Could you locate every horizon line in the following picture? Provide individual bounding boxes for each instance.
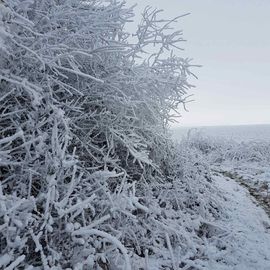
[170,123,270,129]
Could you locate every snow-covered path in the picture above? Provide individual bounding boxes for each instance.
[207,174,270,270]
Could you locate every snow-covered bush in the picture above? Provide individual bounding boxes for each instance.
[0,1,223,269]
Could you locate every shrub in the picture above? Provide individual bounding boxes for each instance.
[0,1,221,269]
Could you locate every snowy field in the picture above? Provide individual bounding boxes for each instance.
[171,124,270,143]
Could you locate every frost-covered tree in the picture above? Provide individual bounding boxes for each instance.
[0,1,221,269]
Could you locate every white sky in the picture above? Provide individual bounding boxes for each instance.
[125,0,270,126]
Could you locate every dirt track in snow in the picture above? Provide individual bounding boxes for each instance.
[207,174,270,270]
[215,170,270,220]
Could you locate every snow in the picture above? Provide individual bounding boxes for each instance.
[207,174,270,270]
[5,255,25,270]
[0,254,12,268]
[72,228,131,270]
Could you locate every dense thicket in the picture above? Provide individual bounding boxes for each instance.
[0,1,221,269]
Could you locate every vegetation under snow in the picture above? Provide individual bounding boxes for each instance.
[1,1,269,270]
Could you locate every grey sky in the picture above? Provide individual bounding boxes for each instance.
[126,0,270,126]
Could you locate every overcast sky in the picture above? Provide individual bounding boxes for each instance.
[126,0,270,126]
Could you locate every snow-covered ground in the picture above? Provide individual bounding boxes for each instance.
[207,174,270,270]
[145,172,270,270]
